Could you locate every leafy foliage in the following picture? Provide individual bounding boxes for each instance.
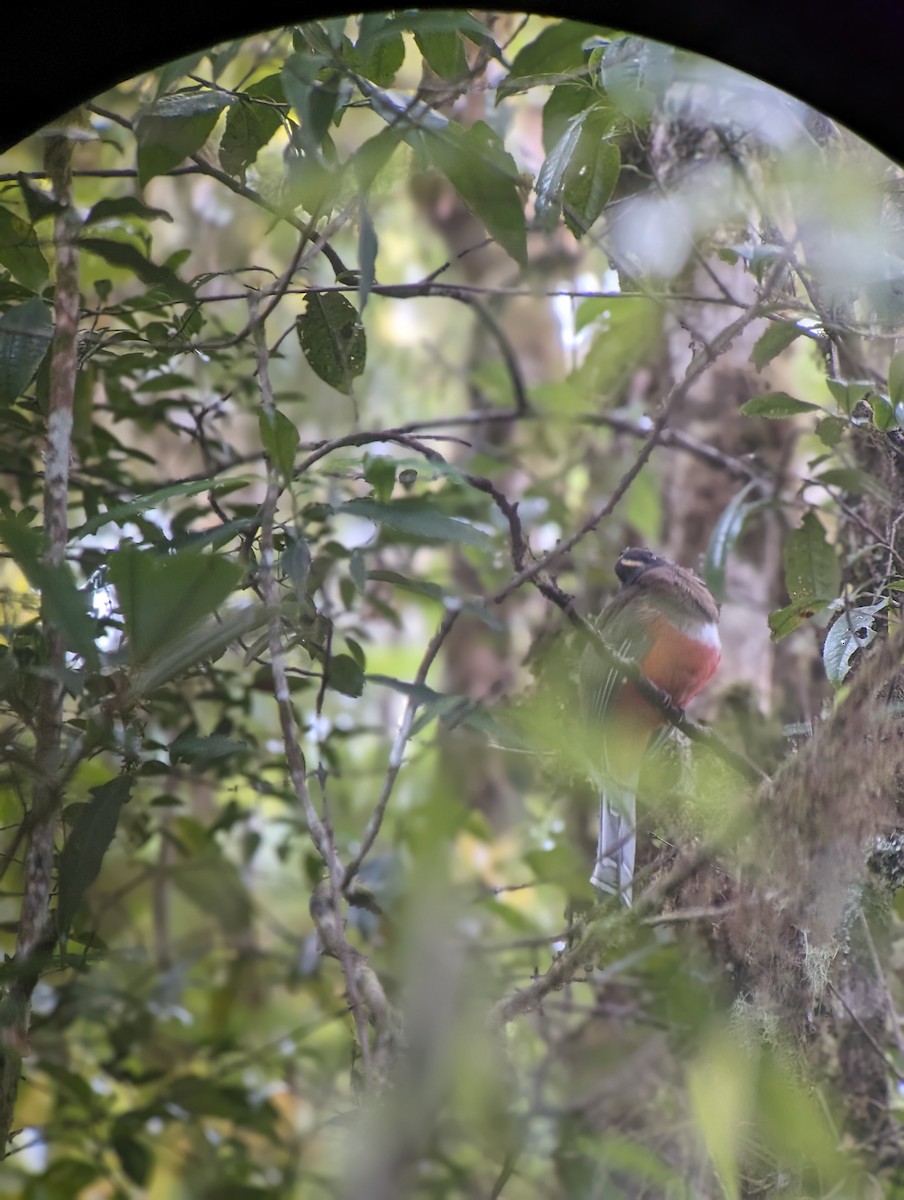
[1,11,904,1200]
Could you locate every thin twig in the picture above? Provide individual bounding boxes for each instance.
[343,608,461,890]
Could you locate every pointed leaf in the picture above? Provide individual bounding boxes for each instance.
[79,237,194,303]
[351,127,401,193]
[0,297,53,405]
[0,519,98,665]
[107,545,244,667]
[564,138,620,238]
[357,27,406,86]
[135,91,233,185]
[73,476,251,538]
[889,351,904,407]
[57,775,132,938]
[358,208,378,314]
[84,197,174,225]
[170,855,252,934]
[826,378,871,415]
[750,321,804,370]
[816,467,893,505]
[740,392,819,419]
[297,292,366,394]
[415,29,468,79]
[259,408,299,480]
[219,75,286,177]
[425,120,526,267]
[326,652,364,697]
[497,21,601,98]
[363,455,396,502]
[16,173,65,224]
[341,497,492,549]
[122,599,292,705]
[783,512,840,604]
[112,1133,153,1188]
[170,732,248,764]
[535,112,586,228]
[704,480,766,602]
[823,601,887,688]
[0,206,48,291]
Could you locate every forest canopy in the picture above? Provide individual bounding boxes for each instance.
[2,11,904,1198]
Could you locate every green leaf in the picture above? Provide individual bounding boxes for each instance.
[0,296,53,406]
[623,466,661,544]
[282,533,311,603]
[415,29,468,79]
[0,206,49,291]
[536,105,618,233]
[341,497,493,549]
[815,415,846,447]
[349,550,367,593]
[170,856,252,934]
[83,196,174,226]
[601,38,674,123]
[565,138,619,238]
[816,467,892,505]
[37,1160,99,1193]
[16,173,65,224]
[750,321,804,370]
[155,52,206,96]
[889,351,904,407]
[166,1076,272,1126]
[740,392,819,419]
[826,377,871,416]
[297,293,366,395]
[357,16,406,85]
[823,601,887,688]
[79,237,194,303]
[281,53,334,155]
[170,732,248,764]
[542,84,598,153]
[782,511,840,604]
[74,476,251,538]
[363,455,397,502]
[704,480,765,602]
[568,297,661,397]
[869,393,896,431]
[259,408,300,480]
[425,120,527,268]
[366,674,443,707]
[359,10,498,60]
[0,519,98,666]
[135,91,233,185]
[358,208,378,314]
[107,545,245,667]
[351,127,402,193]
[327,652,365,697]
[219,75,286,178]
[367,569,503,629]
[57,775,132,939]
[497,20,601,98]
[112,1133,153,1188]
[535,115,584,227]
[122,599,290,705]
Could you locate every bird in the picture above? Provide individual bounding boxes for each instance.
[580,547,721,906]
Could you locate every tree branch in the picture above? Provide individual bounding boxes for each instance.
[0,132,80,1154]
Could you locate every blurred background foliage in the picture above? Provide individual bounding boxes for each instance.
[2,10,904,1197]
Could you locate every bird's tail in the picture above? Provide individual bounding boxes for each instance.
[590,782,636,907]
